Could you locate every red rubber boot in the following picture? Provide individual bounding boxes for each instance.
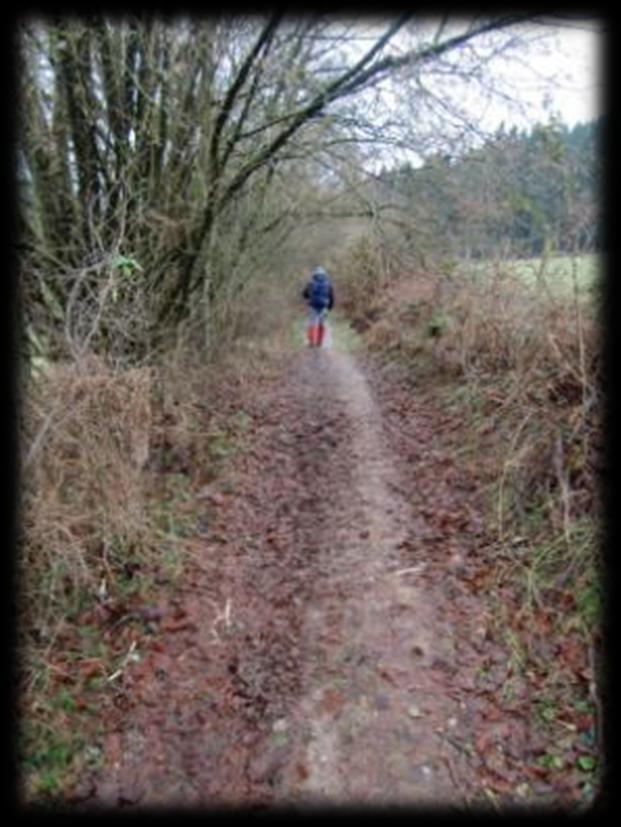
[316,320,325,347]
[307,324,316,346]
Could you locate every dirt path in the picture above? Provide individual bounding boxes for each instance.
[80,334,491,809]
[273,347,467,804]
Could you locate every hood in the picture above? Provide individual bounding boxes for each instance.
[312,267,328,281]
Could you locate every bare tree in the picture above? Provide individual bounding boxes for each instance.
[18,13,543,361]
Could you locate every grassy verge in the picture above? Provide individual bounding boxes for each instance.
[329,315,364,353]
[340,250,603,805]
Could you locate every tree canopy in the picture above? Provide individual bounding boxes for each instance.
[375,117,602,260]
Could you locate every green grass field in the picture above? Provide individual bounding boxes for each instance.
[458,253,601,302]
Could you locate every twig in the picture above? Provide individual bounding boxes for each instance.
[552,429,573,555]
[106,639,138,682]
[22,392,78,471]
[438,733,477,810]
[64,258,107,356]
[497,411,532,543]
[25,615,68,695]
[569,252,591,411]
[392,564,425,577]
[107,611,141,632]
[438,730,475,759]
[483,786,501,811]
[441,754,472,808]
[547,332,587,393]
[210,598,233,642]
[588,641,604,758]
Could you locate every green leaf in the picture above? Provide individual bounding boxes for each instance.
[581,780,595,799]
[38,770,61,793]
[538,753,564,770]
[577,755,596,772]
[112,255,143,276]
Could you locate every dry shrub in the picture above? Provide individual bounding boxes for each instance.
[20,353,153,641]
[216,276,292,347]
[449,271,565,376]
[365,317,401,351]
[442,271,605,738]
[358,259,601,570]
[333,234,390,327]
[464,277,600,610]
[450,268,599,534]
[148,351,210,477]
[360,269,462,375]
[149,338,271,488]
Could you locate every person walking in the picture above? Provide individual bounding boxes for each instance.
[302,266,334,347]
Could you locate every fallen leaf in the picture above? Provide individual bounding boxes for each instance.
[408,704,423,719]
[80,659,104,679]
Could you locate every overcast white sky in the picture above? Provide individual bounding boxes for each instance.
[407,19,604,130]
[349,19,604,169]
[491,22,603,128]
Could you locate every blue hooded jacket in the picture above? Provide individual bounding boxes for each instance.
[303,267,334,310]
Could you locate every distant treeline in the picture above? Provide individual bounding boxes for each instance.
[378,118,602,260]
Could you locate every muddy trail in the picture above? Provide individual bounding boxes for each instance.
[77,338,534,810]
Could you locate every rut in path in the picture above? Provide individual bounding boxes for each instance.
[85,342,478,808]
